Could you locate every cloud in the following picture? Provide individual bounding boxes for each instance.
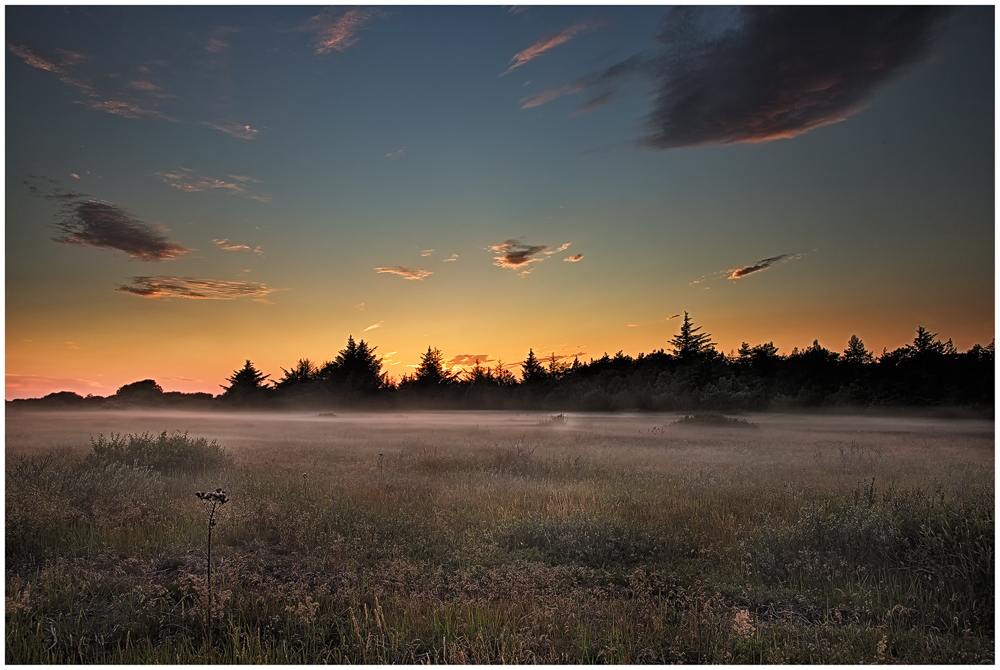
[5,374,105,400]
[449,354,493,366]
[502,19,602,75]
[644,6,949,149]
[385,147,405,159]
[157,168,271,201]
[362,321,384,332]
[86,99,167,119]
[70,173,80,179]
[443,254,459,262]
[206,26,241,53]
[728,254,788,279]
[213,239,249,251]
[203,122,260,140]
[375,266,432,281]
[7,43,95,95]
[307,7,386,55]
[65,341,80,350]
[666,314,681,320]
[53,200,191,261]
[520,55,643,112]
[545,242,572,255]
[421,249,434,257]
[115,276,277,300]
[490,239,549,269]
[564,254,584,262]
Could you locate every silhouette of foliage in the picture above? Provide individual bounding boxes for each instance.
[669,312,716,360]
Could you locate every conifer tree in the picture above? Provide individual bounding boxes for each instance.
[669,312,716,360]
[520,349,547,384]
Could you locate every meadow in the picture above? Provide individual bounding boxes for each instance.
[5,409,994,663]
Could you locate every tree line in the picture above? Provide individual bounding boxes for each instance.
[10,314,994,412]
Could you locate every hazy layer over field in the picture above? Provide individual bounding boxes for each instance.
[7,410,992,484]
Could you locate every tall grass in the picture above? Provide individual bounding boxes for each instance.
[5,414,994,663]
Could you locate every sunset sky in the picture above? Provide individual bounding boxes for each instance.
[5,5,995,400]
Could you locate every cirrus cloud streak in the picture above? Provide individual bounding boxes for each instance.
[115,276,277,300]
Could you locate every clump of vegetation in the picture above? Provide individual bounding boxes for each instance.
[673,411,759,429]
[537,414,568,427]
[88,431,233,475]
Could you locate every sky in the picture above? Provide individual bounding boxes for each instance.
[5,4,995,400]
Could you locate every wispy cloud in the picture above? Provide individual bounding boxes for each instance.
[375,266,432,281]
[5,374,104,400]
[385,147,405,159]
[65,341,80,350]
[115,276,277,300]
[7,43,94,95]
[443,253,459,262]
[666,314,681,320]
[306,7,386,55]
[502,19,602,76]
[545,243,572,255]
[421,249,434,257]
[53,199,191,261]
[202,122,260,140]
[157,168,271,201]
[213,239,264,255]
[644,6,949,149]
[564,254,584,262]
[362,321,384,332]
[206,26,241,54]
[520,55,643,112]
[449,354,493,367]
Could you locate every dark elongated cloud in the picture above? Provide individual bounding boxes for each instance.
[728,255,787,279]
[521,55,643,114]
[644,6,949,149]
[53,200,191,261]
[115,276,276,300]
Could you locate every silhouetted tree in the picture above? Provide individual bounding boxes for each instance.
[320,336,386,394]
[520,349,547,385]
[910,326,946,355]
[406,346,455,388]
[669,312,716,360]
[221,360,271,401]
[842,335,874,365]
[116,379,164,399]
[276,359,320,390]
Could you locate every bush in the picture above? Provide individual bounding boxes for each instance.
[673,412,759,429]
[88,431,232,475]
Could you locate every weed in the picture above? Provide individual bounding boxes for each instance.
[673,412,759,429]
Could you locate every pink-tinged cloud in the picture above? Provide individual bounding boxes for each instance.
[206,27,241,53]
[53,200,191,261]
[666,314,681,320]
[8,43,96,95]
[449,354,493,366]
[362,321,384,332]
[71,173,80,179]
[115,276,278,300]
[421,249,434,257]
[204,122,260,140]
[502,20,601,75]
[443,253,459,262]
[489,239,549,269]
[87,99,165,119]
[521,82,586,109]
[545,242,572,255]
[564,254,584,262]
[307,7,386,55]
[375,266,432,281]
[157,168,271,201]
[213,239,249,251]
[728,254,788,279]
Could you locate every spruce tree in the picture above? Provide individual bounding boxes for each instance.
[669,312,716,360]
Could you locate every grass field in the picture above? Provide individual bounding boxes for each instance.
[5,409,994,663]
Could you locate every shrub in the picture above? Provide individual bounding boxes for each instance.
[673,412,759,429]
[88,431,233,475]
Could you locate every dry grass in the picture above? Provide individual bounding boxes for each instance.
[5,409,994,663]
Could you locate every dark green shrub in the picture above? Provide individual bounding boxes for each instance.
[88,431,233,475]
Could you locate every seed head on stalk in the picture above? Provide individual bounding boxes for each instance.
[195,487,228,658]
